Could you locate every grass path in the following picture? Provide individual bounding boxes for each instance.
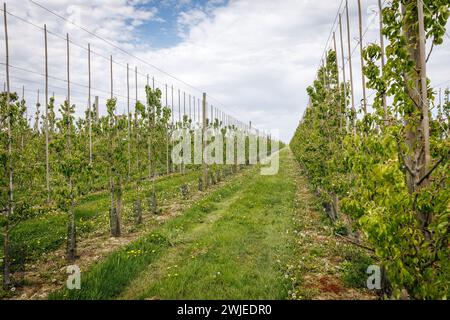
[8,168,235,299]
[51,149,375,300]
[5,170,201,262]
[119,151,298,300]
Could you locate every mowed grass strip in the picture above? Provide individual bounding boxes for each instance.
[51,150,300,300]
[49,166,254,300]
[1,170,200,263]
[124,150,297,300]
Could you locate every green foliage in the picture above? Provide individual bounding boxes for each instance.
[50,151,297,300]
[290,0,449,299]
[340,250,374,289]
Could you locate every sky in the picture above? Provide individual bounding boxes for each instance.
[1,0,449,142]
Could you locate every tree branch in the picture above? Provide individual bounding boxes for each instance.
[396,138,415,177]
[417,156,446,187]
[426,42,434,63]
[336,234,376,254]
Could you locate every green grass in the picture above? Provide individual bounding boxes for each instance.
[49,169,245,300]
[340,248,374,289]
[50,150,300,300]
[0,170,201,264]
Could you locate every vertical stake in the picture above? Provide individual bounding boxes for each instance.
[378,0,388,123]
[166,84,169,175]
[417,0,430,175]
[171,85,174,125]
[202,93,207,189]
[333,31,343,129]
[127,64,131,179]
[3,1,13,288]
[95,96,99,122]
[345,1,356,135]
[88,43,92,165]
[339,14,348,132]
[357,0,367,115]
[134,68,138,125]
[110,55,113,99]
[165,84,168,107]
[44,24,50,202]
[23,85,27,125]
[178,89,181,123]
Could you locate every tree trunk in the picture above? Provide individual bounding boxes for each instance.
[116,177,122,235]
[110,177,122,237]
[2,229,11,289]
[136,124,142,224]
[109,177,117,237]
[67,179,77,262]
[134,199,142,224]
[401,1,432,240]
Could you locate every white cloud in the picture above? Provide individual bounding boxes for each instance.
[1,0,449,142]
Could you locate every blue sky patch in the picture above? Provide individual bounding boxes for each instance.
[134,0,228,48]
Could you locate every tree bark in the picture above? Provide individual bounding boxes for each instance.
[401,1,432,240]
[67,183,77,262]
[3,229,11,288]
[110,176,122,237]
[116,177,122,236]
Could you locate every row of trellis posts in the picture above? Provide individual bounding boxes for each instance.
[1,1,272,206]
[0,1,275,288]
[309,0,449,135]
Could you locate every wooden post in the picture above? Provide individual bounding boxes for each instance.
[333,31,343,129]
[333,32,340,87]
[44,24,50,202]
[88,43,92,165]
[3,2,13,288]
[189,94,191,120]
[171,85,174,172]
[110,55,113,99]
[210,105,213,124]
[23,85,27,125]
[166,84,169,175]
[178,89,181,123]
[165,84,168,107]
[66,32,76,262]
[148,76,152,179]
[95,96,99,122]
[417,0,430,177]
[345,1,356,135]
[34,89,40,132]
[339,14,348,132]
[135,67,138,103]
[321,59,327,88]
[193,96,196,124]
[66,35,71,164]
[127,63,131,179]
[171,85,174,124]
[378,0,388,123]
[182,91,186,174]
[151,75,156,195]
[202,93,208,189]
[357,0,367,115]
